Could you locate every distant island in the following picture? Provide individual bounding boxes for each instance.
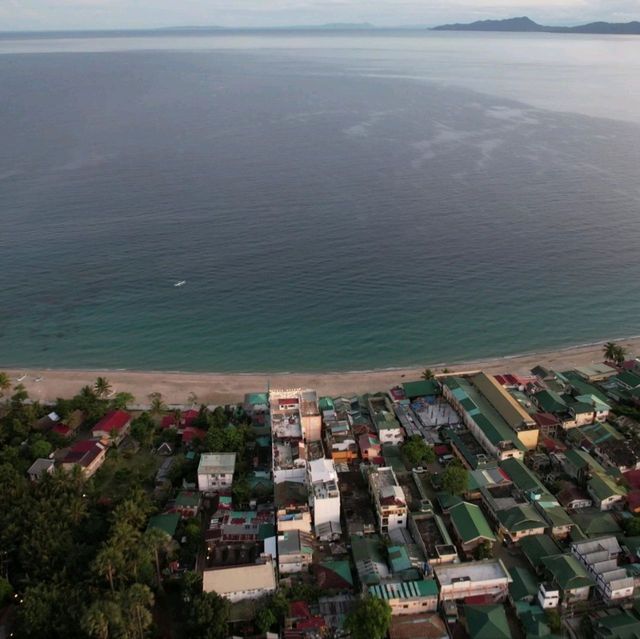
[432,16,640,35]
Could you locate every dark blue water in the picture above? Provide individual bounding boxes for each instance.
[1,32,640,372]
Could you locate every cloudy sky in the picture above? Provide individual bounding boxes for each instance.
[2,0,640,31]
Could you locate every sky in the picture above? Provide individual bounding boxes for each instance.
[2,0,640,31]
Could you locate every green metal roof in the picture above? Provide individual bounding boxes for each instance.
[520,535,561,569]
[508,566,538,602]
[319,559,353,586]
[499,458,545,493]
[449,501,496,544]
[542,554,593,591]
[588,473,626,501]
[403,380,439,398]
[569,510,621,537]
[497,504,546,534]
[533,390,568,414]
[464,605,512,639]
[147,512,180,538]
[388,545,412,574]
[174,491,200,508]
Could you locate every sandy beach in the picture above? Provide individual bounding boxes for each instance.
[3,337,639,407]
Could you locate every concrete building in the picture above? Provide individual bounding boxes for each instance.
[277,530,314,574]
[434,560,512,603]
[202,559,277,602]
[275,481,312,534]
[571,537,634,601]
[27,458,55,481]
[368,466,407,533]
[197,453,236,493]
[91,410,131,445]
[308,458,341,538]
[59,440,108,478]
[448,501,495,557]
[539,554,593,605]
[587,473,626,511]
[368,394,404,445]
[368,580,439,615]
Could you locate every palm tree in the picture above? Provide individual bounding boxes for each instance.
[421,368,434,381]
[0,372,10,398]
[111,391,134,410]
[172,408,183,429]
[120,584,154,639]
[94,377,112,398]
[148,392,166,417]
[614,345,627,365]
[93,544,124,592]
[604,342,619,362]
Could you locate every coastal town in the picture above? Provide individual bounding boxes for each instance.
[4,342,640,639]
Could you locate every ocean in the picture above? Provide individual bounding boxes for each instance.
[1,30,640,372]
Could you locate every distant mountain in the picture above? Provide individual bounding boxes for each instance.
[432,16,640,35]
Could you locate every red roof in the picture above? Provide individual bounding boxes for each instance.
[279,398,298,405]
[52,424,72,437]
[624,470,640,490]
[182,427,207,444]
[161,409,199,430]
[542,437,566,453]
[289,601,312,619]
[62,440,104,465]
[92,410,131,434]
[434,444,451,456]
[533,412,560,429]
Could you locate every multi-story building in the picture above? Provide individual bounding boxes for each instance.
[571,537,635,601]
[276,530,314,574]
[368,580,439,615]
[308,458,341,539]
[202,559,277,602]
[368,466,407,533]
[368,394,404,445]
[434,560,512,603]
[197,453,236,493]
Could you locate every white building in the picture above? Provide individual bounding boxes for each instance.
[197,453,236,492]
[202,560,276,602]
[368,466,407,533]
[308,458,341,538]
[571,537,635,601]
[435,560,512,603]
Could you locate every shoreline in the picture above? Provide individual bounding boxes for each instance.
[2,336,639,406]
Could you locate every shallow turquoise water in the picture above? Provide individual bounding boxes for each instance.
[1,31,640,372]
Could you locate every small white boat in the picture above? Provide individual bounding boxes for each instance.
[174,280,186,287]
[17,374,26,382]
[34,376,43,382]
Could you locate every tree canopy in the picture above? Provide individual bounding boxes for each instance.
[344,597,392,639]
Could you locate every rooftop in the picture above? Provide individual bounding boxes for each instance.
[435,559,511,586]
[198,452,237,475]
[202,560,276,595]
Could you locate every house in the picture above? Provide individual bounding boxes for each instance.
[496,504,547,543]
[508,566,539,606]
[434,559,512,603]
[571,537,634,601]
[536,503,574,540]
[570,509,621,538]
[448,501,495,556]
[368,580,439,615]
[27,458,55,481]
[519,534,561,573]
[275,480,312,534]
[590,610,640,639]
[409,511,459,567]
[286,600,326,636]
[324,420,357,463]
[277,530,314,574]
[389,613,448,639]
[368,466,408,533]
[59,440,108,477]
[315,559,354,590]
[557,483,592,510]
[368,394,404,445]
[358,433,381,461]
[596,439,640,473]
[557,448,606,484]
[350,534,389,586]
[202,559,277,602]
[91,410,131,444]
[170,491,201,518]
[587,473,626,511]
[197,452,236,493]
[147,512,180,538]
[539,553,593,605]
[464,604,512,639]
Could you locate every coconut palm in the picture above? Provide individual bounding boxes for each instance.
[94,377,112,398]
[0,372,10,398]
[604,342,619,362]
[421,368,434,381]
[614,345,627,365]
[111,391,134,410]
[148,392,166,417]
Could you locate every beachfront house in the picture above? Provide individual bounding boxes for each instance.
[91,410,132,445]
